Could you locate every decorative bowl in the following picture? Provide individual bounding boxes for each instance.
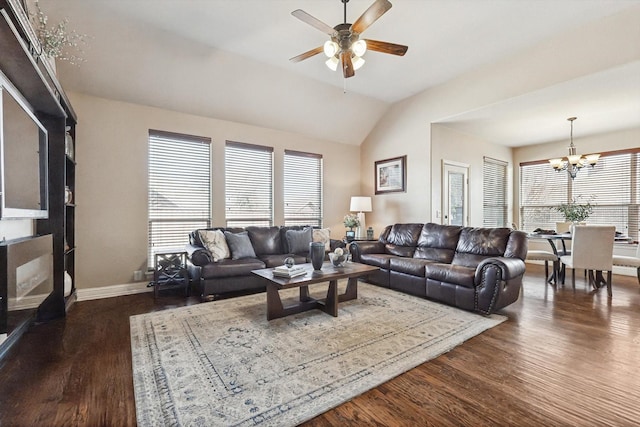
[329,252,349,267]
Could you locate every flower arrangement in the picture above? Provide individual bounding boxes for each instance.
[554,196,594,222]
[33,0,88,64]
[343,214,360,230]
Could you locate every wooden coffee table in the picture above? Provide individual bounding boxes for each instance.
[252,262,379,320]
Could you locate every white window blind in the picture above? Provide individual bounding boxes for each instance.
[520,149,640,240]
[284,150,323,227]
[225,141,273,227]
[483,156,508,227]
[148,130,211,266]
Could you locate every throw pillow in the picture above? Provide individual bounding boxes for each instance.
[223,231,257,260]
[313,228,331,251]
[286,227,313,254]
[198,229,230,262]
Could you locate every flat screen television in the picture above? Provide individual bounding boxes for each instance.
[0,71,48,219]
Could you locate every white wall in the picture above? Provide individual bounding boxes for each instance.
[69,92,360,289]
[431,124,513,227]
[360,7,639,231]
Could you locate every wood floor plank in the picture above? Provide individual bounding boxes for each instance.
[1,265,639,426]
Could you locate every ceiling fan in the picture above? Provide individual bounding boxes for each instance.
[290,0,408,78]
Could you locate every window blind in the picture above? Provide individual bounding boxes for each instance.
[483,156,508,227]
[520,149,640,240]
[225,141,273,227]
[284,150,323,227]
[148,130,211,266]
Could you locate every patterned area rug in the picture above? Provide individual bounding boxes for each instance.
[130,282,506,426]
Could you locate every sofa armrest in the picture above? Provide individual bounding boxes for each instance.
[349,241,386,262]
[186,243,213,266]
[474,257,526,314]
[475,257,526,282]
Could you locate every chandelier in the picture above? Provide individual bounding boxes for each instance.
[549,117,600,179]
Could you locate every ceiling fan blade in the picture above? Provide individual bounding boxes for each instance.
[364,39,408,56]
[351,0,392,34]
[341,51,355,78]
[289,46,324,63]
[291,9,336,36]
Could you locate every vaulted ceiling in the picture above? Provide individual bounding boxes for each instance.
[41,0,640,146]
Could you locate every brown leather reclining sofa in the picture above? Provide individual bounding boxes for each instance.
[349,223,528,314]
[186,226,344,301]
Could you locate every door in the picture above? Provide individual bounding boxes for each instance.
[442,161,469,226]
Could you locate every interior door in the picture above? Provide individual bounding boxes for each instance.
[442,161,469,226]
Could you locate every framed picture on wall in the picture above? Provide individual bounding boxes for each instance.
[375,155,406,194]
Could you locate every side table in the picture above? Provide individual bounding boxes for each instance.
[153,250,190,298]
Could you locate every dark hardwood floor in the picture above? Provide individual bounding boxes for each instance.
[1,264,639,426]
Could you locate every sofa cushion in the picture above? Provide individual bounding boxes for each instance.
[383,223,423,257]
[360,253,395,269]
[313,228,331,251]
[414,223,462,263]
[389,257,435,277]
[286,227,313,254]
[425,263,476,288]
[246,226,282,255]
[224,231,257,260]
[198,229,231,261]
[452,227,511,268]
[200,258,266,278]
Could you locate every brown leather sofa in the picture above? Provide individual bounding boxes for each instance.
[186,226,344,300]
[349,223,527,314]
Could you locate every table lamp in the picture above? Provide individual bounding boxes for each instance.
[350,196,372,239]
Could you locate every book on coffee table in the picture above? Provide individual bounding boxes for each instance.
[272,268,307,278]
[273,264,306,277]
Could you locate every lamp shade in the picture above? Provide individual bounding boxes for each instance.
[350,196,372,212]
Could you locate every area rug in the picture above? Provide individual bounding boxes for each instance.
[130,282,506,426]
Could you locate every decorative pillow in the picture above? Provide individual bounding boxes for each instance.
[223,231,257,260]
[313,228,331,251]
[198,229,230,262]
[286,227,313,254]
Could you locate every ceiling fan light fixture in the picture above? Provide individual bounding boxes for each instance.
[352,39,367,56]
[325,55,339,71]
[323,40,339,57]
[352,55,365,70]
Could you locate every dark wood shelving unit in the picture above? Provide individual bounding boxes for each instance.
[0,0,77,354]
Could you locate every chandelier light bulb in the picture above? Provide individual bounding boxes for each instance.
[325,55,339,71]
[352,40,367,57]
[323,40,338,57]
[352,55,365,70]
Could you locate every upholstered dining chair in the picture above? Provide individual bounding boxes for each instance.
[526,250,559,284]
[560,225,616,297]
[612,243,640,286]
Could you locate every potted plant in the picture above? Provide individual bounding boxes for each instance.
[343,214,360,241]
[32,0,88,67]
[554,196,594,232]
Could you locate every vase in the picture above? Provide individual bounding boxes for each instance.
[309,242,325,270]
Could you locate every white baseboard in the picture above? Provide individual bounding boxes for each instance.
[76,281,152,301]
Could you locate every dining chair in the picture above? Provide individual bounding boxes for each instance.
[612,243,640,286]
[526,250,559,284]
[560,225,616,296]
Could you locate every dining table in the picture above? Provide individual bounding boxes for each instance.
[527,231,631,288]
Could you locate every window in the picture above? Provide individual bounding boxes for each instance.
[148,130,211,266]
[520,149,640,240]
[225,141,273,227]
[284,150,323,227]
[483,156,508,227]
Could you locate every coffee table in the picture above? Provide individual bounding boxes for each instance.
[252,262,379,320]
